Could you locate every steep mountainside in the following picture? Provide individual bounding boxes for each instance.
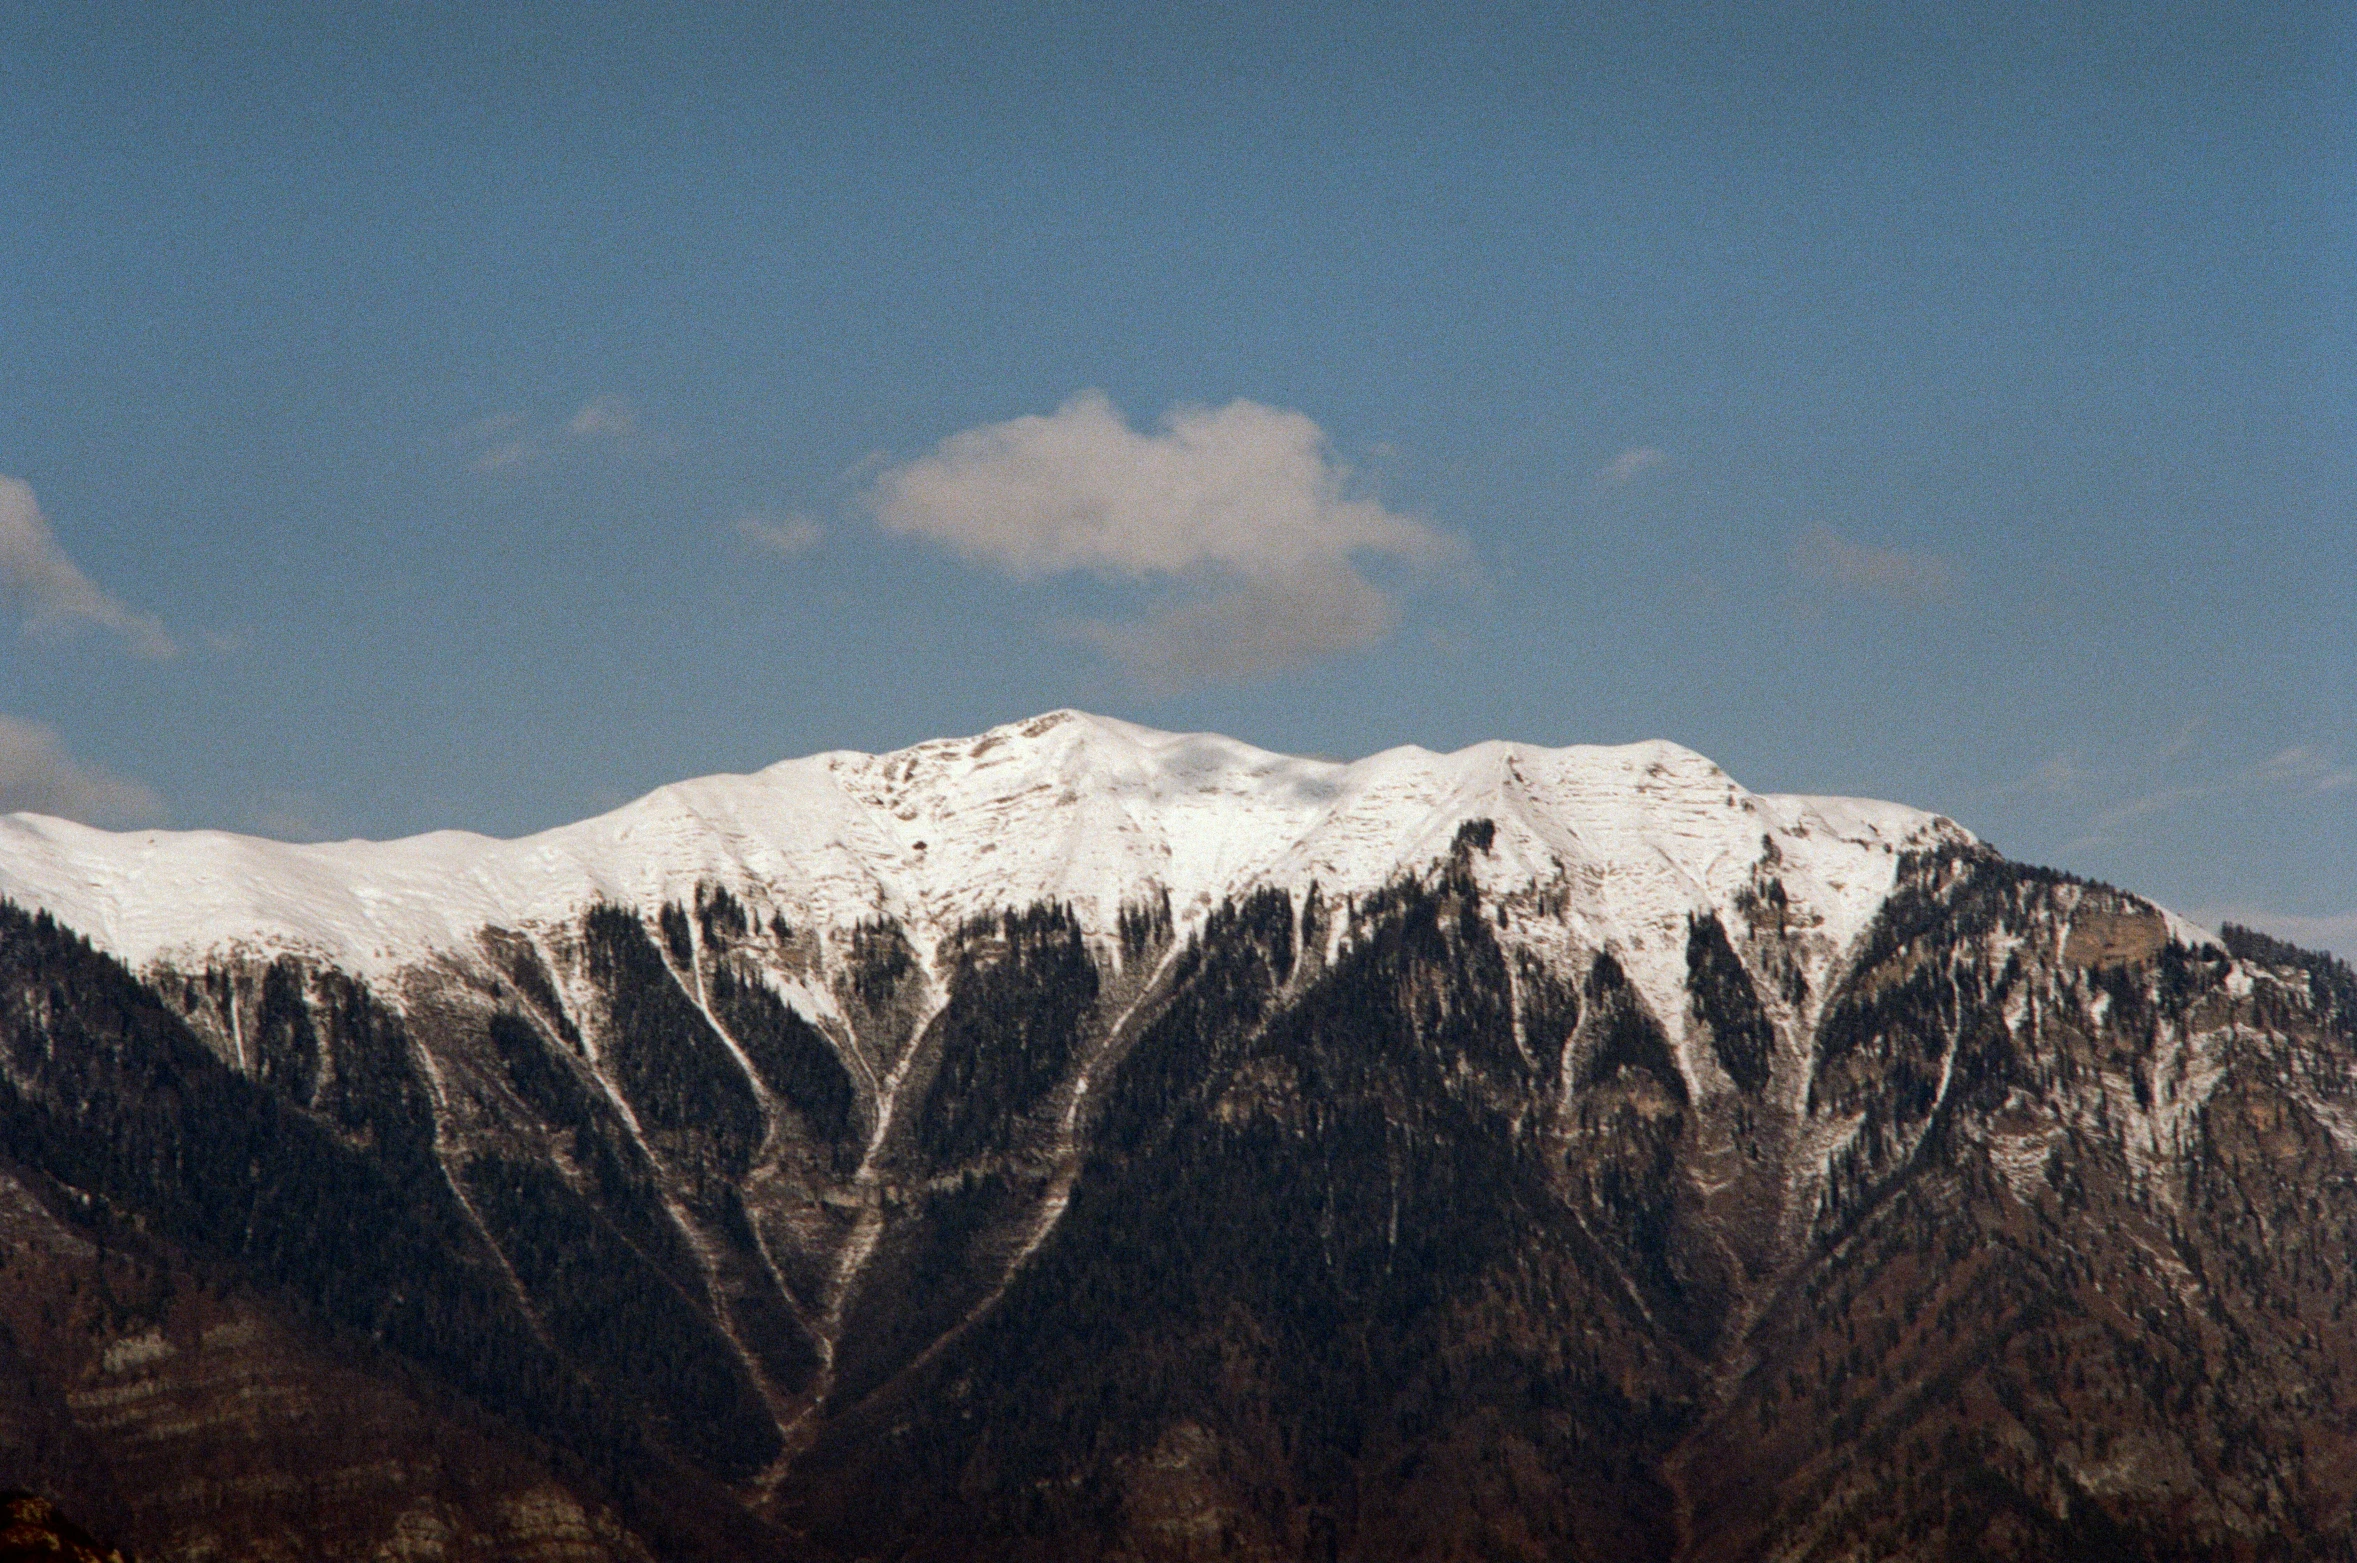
[1,1491,131,1563]
[0,711,2348,1561]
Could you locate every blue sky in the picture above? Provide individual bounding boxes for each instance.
[3,3,2351,953]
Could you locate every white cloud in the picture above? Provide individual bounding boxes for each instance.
[1597,446,1666,485]
[736,508,823,556]
[470,438,542,475]
[1791,524,1961,602]
[0,476,176,659]
[565,397,639,441]
[457,400,649,476]
[0,714,166,826]
[866,390,1458,686]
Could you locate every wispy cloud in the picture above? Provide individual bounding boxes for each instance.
[866,390,1459,690]
[2185,905,2357,963]
[2251,745,2357,796]
[0,476,177,659]
[1596,446,1666,486]
[2080,748,2354,839]
[0,714,166,826]
[2020,736,2357,857]
[735,507,823,556]
[470,439,542,475]
[2012,754,2085,798]
[565,397,639,441]
[1791,524,1961,602]
[458,398,654,475]
[2004,735,2352,959]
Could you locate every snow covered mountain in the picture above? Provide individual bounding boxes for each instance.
[0,708,1980,1031]
[0,711,2349,1562]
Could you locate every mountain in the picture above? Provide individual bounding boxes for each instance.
[0,709,2350,1561]
[0,1491,131,1563]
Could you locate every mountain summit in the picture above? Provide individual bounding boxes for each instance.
[0,710,1975,1019]
[0,713,2349,1561]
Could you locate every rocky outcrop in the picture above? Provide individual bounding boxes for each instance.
[0,1491,130,1563]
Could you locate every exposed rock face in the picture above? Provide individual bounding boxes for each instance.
[1,1491,130,1563]
[0,714,2349,1559]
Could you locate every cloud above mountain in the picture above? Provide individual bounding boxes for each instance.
[460,398,653,474]
[0,476,176,659]
[0,714,166,826]
[564,397,639,441]
[1791,524,1960,602]
[735,507,824,556]
[864,391,1457,688]
[1596,446,1666,485]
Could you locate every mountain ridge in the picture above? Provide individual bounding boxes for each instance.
[0,709,1995,1036]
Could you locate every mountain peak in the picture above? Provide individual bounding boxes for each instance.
[0,713,1974,1026]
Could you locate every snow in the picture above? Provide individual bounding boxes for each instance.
[0,710,1975,1030]
[2160,908,2229,957]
